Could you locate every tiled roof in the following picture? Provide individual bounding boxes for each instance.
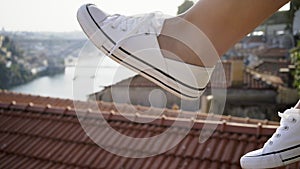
[243,35,265,44]
[1,91,299,169]
[254,47,289,58]
[0,90,279,125]
[245,68,284,88]
[253,60,290,76]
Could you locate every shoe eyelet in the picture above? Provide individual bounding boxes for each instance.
[276,134,281,138]
[284,126,289,130]
[111,25,116,29]
[269,141,273,145]
[292,118,297,123]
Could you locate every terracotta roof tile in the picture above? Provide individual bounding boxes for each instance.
[255,47,289,58]
[0,90,282,127]
[1,91,299,169]
[253,60,290,75]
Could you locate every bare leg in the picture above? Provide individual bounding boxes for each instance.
[159,0,290,66]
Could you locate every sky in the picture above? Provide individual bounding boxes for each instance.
[0,0,290,32]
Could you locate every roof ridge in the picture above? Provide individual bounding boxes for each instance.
[0,101,278,136]
[0,90,280,126]
[0,89,74,102]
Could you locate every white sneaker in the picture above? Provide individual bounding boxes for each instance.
[77,4,214,100]
[240,108,300,168]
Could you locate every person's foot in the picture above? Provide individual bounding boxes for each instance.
[77,4,215,100]
[240,108,300,169]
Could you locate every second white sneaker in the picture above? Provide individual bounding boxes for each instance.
[240,108,300,168]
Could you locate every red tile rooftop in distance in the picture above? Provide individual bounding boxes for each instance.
[0,90,299,169]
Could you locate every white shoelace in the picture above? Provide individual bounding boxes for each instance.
[267,111,297,145]
[101,13,165,56]
[278,112,296,124]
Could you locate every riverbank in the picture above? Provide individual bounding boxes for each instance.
[0,64,65,89]
[10,66,136,101]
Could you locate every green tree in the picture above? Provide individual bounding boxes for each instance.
[290,0,300,94]
[291,46,300,94]
[0,36,34,89]
[177,0,194,15]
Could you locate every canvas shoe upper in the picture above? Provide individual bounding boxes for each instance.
[240,108,300,168]
[77,4,215,100]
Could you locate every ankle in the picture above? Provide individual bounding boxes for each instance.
[158,16,218,67]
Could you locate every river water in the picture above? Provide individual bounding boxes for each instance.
[10,56,136,101]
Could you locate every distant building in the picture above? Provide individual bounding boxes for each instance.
[241,36,266,50]
[293,9,300,35]
[255,11,290,36]
[229,34,292,61]
[0,35,4,48]
[229,10,295,62]
[254,47,289,60]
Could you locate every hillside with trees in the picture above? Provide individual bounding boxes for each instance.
[0,35,34,89]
